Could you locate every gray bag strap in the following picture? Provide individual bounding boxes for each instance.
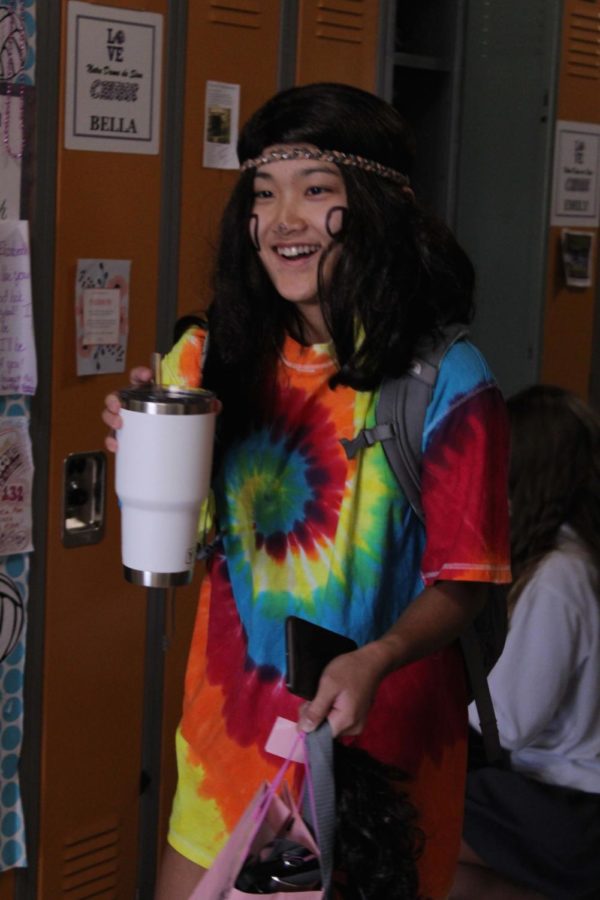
[304,722,336,897]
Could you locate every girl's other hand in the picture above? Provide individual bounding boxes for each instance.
[102,366,153,453]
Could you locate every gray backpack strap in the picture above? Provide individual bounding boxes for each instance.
[372,326,504,763]
[374,354,440,521]
[340,325,505,764]
[340,423,397,460]
[459,624,503,763]
[341,324,469,522]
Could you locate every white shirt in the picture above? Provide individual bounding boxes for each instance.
[469,526,600,793]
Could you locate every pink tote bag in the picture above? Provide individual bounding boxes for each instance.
[188,729,332,900]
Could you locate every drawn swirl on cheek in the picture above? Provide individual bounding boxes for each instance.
[249,213,261,251]
[326,205,347,240]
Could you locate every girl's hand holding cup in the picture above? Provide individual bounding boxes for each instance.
[102,366,153,453]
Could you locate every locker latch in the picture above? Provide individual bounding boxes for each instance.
[61,451,106,548]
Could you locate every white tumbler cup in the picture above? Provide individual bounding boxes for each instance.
[115,385,216,587]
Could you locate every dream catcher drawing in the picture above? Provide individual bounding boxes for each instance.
[0,572,25,663]
[0,3,30,167]
[0,5,26,81]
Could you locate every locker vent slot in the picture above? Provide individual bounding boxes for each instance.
[567,4,600,79]
[209,0,261,29]
[61,818,120,898]
[315,0,365,45]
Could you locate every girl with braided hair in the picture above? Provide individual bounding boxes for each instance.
[103,83,510,898]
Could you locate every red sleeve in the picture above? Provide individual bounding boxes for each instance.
[420,386,511,586]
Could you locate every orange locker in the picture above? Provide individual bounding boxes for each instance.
[296,0,381,89]
[541,0,600,395]
[0,875,14,900]
[34,1,167,896]
[175,0,284,318]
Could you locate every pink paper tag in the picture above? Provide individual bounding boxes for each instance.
[265,716,305,762]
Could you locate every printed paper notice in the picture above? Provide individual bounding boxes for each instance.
[75,258,130,374]
[0,221,36,395]
[82,288,120,344]
[551,121,600,228]
[65,1,163,154]
[203,81,240,170]
[0,418,34,556]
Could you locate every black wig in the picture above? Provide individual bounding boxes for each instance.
[204,83,475,440]
[333,741,425,899]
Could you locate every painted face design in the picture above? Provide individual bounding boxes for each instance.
[250,148,348,316]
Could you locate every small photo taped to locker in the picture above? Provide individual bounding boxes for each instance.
[285,615,358,700]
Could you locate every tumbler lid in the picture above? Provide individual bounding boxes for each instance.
[118,384,215,415]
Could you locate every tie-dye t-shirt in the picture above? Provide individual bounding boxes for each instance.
[163,327,510,898]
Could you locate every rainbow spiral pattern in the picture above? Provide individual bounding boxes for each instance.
[164,330,510,897]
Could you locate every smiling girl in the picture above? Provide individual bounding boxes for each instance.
[103,83,510,899]
[249,150,346,333]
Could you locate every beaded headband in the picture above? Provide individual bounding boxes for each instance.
[240,146,410,187]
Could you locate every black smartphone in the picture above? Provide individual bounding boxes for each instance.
[285,615,358,700]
